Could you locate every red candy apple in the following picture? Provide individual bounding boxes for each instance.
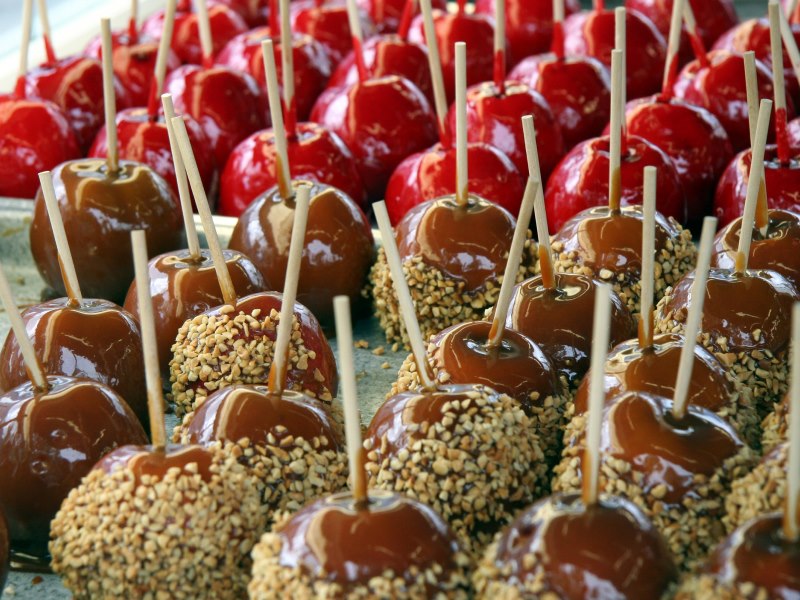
[563,7,667,100]
[291,0,376,63]
[627,0,738,51]
[545,135,686,231]
[214,0,270,27]
[358,0,445,33]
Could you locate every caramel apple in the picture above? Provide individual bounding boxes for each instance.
[0,375,148,562]
[123,249,266,379]
[675,514,799,598]
[554,390,757,569]
[551,205,695,314]
[762,394,789,453]
[29,159,182,303]
[249,490,472,598]
[474,494,678,598]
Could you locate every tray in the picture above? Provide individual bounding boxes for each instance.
[0,197,404,599]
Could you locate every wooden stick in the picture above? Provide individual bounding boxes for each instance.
[420,0,448,142]
[334,295,369,508]
[0,263,47,390]
[148,0,177,118]
[608,49,623,212]
[582,283,612,506]
[522,115,555,290]
[35,0,56,63]
[18,0,33,84]
[374,201,437,390]
[769,1,792,165]
[101,19,119,174]
[131,230,167,448]
[786,301,800,541]
[346,0,368,81]
[639,166,656,349]
[493,0,506,92]
[671,216,717,420]
[129,0,139,41]
[455,42,468,207]
[736,99,773,274]
[551,0,565,59]
[195,0,214,68]
[171,116,238,306]
[614,7,626,133]
[267,185,310,398]
[743,52,770,235]
[263,40,293,200]
[38,171,83,305]
[682,1,710,67]
[279,0,297,135]
[487,177,538,348]
[780,3,800,86]
[661,0,685,96]
[788,0,799,21]
[162,94,201,260]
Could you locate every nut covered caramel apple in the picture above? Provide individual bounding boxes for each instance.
[0,298,149,429]
[762,394,789,453]
[569,333,759,447]
[551,205,696,315]
[675,514,800,599]
[370,195,538,346]
[29,158,182,303]
[503,272,637,392]
[178,384,348,520]
[169,291,338,419]
[553,390,757,569]
[364,383,548,549]
[228,180,374,324]
[123,249,266,379]
[50,443,267,599]
[0,375,147,560]
[248,490,472,598]
[391,320,568,461]
[473,493,678,599]
[655,267,798,417]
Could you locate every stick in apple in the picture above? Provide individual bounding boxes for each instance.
[682,2,710,67]
[455,41,468,207]
[263,39,293,200]
[522,115,555,289]
[661,0,686,96]
[785,301,800,540]
[147,0,178,118]
[195,0,215,69]
[493,0,506,92]
[101,18,119,174]
[551,0,565,60]
[638,166,656,349]
[35,0,57,63]
[346,0,369,81]
[279,0,298,135]
[420,0,449,142]
[608,49,623,212]
[743,51,769,235]
[769,1,792,165]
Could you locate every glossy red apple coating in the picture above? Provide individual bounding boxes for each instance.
[485,494,677,599]
[229,181,374,324]
[563,8,667,100]
[271,490,465,592]
[291,0,377,64]
[311,75,437,199]
[591,391,745,503]
[474,0,582,64]
[183,385,342,450]
[385,141,524,225]
[84,32,181,106]
[0,97,80,198]
[504,273,637,389]
[395,195,518,292]
[329,35,433,105]
[621,95,733,223]
[123,249,266,378]
[408,9,496,102]
[627,0,737,51]
[140,3,248,65]
[673,50,792,152]
[701,514,800,598]
[88,108,217,203]
[357,0,446,33]
[449,81,564,180]
[95,444,215,484]
[661,268,797,354]
[544,135,686,232]
[572,333,735,415]
[711,210,800,290]
[425,320,561,415]
[714,147,800,228]
[0,509,7,589]
[23,55,131,152]
[552,204,687,283]
[509,53,611,149]
[29,158,182,303]
[164,64,267,167]
[0,298,149,428]
[215,0,269,27]
[220,121,366,216]
[0,375,147,558]
[215,27,331,121]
